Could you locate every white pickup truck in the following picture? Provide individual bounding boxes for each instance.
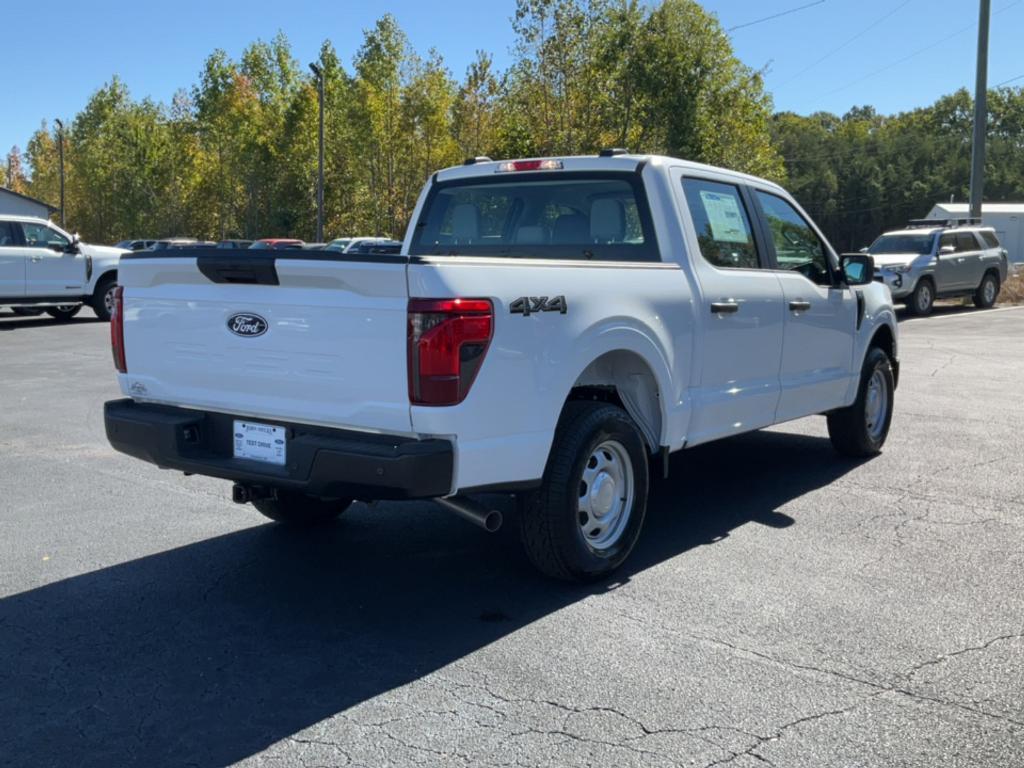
[104,153,898,580]
[0,215,125,321]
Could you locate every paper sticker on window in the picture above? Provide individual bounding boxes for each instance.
[699,191,750,244]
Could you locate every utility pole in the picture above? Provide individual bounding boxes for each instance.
[969,0,990,221]
[54,118,66,229]
[309,63,325,243]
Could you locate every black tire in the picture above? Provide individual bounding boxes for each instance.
[973,271,999,309]
[45,304,82,321]
[519,401,649,582]
[91,276,118,321]
[827,346,895,458]
[907,277,934,317]
[252,489,352,526]
[11,307,44,316]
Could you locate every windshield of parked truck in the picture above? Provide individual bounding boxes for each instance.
[869,233,935,255]
[410,173,658,262]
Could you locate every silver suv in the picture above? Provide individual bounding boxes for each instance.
[867,219,1009,316]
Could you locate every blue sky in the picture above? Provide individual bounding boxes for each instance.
[4,0,1023,158]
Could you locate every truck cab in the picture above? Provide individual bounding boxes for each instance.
[0,215,126,321]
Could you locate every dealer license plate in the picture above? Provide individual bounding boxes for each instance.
[233,420,287,466]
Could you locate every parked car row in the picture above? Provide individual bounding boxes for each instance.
[112,236,403,254]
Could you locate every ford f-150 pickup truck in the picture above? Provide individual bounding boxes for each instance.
[104,152,897,580]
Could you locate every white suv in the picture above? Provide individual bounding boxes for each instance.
[867,220,1009,316]
[0,215,126,321]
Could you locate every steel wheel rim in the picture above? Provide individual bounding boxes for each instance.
[984,278,996,304]
[578,439,634,551]
[104,285,117,314]
[864,369,888,441]
[917,283,932,312]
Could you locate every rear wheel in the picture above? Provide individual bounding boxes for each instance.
[519,401,649,581]
[91,276,118,321]
[252,489,351,526]
[973,272,999,309]
[907,278,934,316]
[45,304,82,321]
[827,346,894,457]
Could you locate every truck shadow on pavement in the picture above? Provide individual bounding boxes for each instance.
[0,314,101,331]
[0,429,863,767]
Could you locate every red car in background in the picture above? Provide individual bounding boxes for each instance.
[248,238,304,250]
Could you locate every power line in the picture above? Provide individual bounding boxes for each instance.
[727,0,826,32]
[775,0,913,89]
[994,73,1024,87]
[820,0,1022,97]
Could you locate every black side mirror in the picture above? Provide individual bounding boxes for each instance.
[65,235,81,254]
[840,253,874,286]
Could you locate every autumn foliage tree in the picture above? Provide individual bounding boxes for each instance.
[10,2,1020,247]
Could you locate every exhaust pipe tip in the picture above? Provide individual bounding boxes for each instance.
[436,496,503,533]
[231,483,251,504]
[481,509,503,533]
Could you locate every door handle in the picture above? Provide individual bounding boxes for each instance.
[710,301,739,314]
[31,256,42,262]
[788,300,812,312]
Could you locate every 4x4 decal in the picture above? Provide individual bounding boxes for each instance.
[509,296,567,316]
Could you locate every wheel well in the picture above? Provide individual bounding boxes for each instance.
[565,350,662,452]
[869,324,898,387]
[869,324,894,360]
[93,271,117,297]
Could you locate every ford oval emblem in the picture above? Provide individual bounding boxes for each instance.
[227,313,268,338]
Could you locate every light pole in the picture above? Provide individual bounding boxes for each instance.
[309,62,325,243]
[969,0,990,221]
[54,118,66,229]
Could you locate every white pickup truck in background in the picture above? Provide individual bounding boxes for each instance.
[0,215,125,321]
[104,153,898,580]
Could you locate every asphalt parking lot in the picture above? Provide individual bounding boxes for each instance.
[1,304,1022,768]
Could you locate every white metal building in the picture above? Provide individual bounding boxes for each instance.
[0,187,57,220]
[926,202,1024,265]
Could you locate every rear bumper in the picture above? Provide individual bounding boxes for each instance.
[104,399,453,500]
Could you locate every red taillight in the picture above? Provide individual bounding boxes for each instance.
[110,285,127,373]
[408,298,493,406]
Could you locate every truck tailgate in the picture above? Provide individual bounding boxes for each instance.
[118,252,412,434]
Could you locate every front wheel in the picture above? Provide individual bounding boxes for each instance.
[252,490,352,526]
[519,401,649,581]
[827,347,895,457]
[973,272,999,309]
[45,304,82,321]
[91,277,118,321]
[907,278,934,317]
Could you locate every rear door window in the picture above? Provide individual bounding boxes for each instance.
[956,232,980,252]
[410,174,658,262]
[681,178,760,270]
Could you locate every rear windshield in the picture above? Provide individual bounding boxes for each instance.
[410,173,659,261]
[868,233,935,255]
